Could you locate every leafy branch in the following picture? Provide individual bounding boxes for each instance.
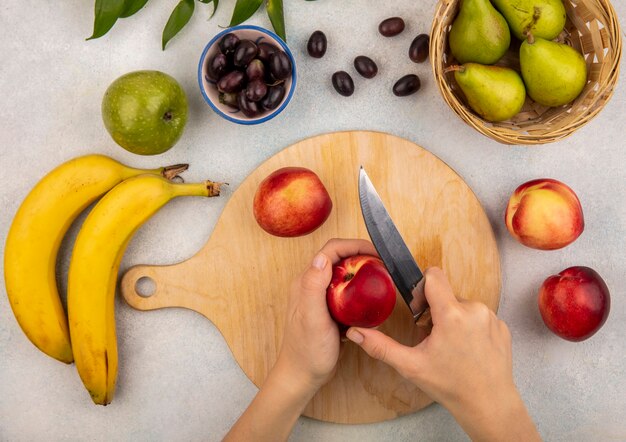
[87,0,291,50]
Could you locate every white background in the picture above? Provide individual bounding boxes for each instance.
[0,1,624,440]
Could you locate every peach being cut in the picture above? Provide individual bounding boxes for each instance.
[253,167,332,237]
[505,178,584,250]
[326,255,396,328]
[538,266,610,341]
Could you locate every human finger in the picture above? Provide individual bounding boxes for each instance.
[346,327,419,379]
[297,252,333,312]
[423,267,459,318]
[318,238,378,264]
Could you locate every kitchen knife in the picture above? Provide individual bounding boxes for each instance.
[358,167,428,322]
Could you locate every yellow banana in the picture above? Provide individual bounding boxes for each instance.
[4,155,188,364]
[68,174,222,405]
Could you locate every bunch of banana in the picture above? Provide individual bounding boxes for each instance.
[4,155,188,364]
[68,174,221,404]
[5,154,222,405]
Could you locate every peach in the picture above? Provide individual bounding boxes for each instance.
[538,266,610,341]
[326,255,396,328]
[505,178,584,250]
[253,167,332,237]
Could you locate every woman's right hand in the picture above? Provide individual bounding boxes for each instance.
[346,267,541,442]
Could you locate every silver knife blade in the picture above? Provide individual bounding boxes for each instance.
[358,167,428,322]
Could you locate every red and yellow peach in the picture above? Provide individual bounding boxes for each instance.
[326,255,396,328]
[253,167,332,237]
[538,266,610,341]
[505,178,584,250]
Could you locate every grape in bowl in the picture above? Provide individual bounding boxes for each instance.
[198,25,297,125]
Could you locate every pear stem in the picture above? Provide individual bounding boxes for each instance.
[526,32,535,45]
[444,65,465,74]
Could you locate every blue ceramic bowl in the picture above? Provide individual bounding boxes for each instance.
[198,25,297,125]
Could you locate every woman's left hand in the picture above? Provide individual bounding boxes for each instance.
[275,238,378,392]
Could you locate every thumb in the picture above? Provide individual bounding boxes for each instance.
[346,327,415,374]
[298,252,332,306]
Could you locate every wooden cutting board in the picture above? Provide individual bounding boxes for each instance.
[120,131,501,424]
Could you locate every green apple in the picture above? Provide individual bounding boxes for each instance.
[102,70,188,155]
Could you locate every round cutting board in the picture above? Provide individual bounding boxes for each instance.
[120,131,501,424]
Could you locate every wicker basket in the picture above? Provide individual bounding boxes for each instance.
[430,0,622,145]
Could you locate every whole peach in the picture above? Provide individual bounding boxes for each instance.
[326,255,396,328]
[253,167,332,237]
[505,178,584,250]
[538,266,610,341]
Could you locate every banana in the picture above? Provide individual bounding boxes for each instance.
[67,174,222,405]
[4,155,188,364]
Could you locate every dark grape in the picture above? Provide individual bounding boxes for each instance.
[379,17,405,37]
[354,56,378,79]
[217,71,245,93]
[245,79,268,102]
[246,59,265,80]
[261,84,286,110]
[206,53,227,81]
[219,33,240,53]
[234,40,258,67]
[393,74,421,96]
[257,42,279,63]
[409,34,430,63]
[332,71,354,97]
[307,31,327,58]
[269,51,292,80]
[237,91,261,117]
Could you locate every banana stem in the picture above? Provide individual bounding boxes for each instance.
[161,164,189,181]
[171,180,225,198]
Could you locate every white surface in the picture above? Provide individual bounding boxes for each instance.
[1,1,625,441]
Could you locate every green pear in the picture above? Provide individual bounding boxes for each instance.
[520,34,587,107]
[492,0,566,40]
[452,63,526,122]
[449,0,511,65]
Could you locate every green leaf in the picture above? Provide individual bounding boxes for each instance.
[87,0,126,40]
[229,0,264,27]
[209,0,219,18]
[162,0,195,50]
[266,0,285,41]
[120,0,150,18]
[198,0,219,18]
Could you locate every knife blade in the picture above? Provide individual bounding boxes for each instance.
[358,167,428,322]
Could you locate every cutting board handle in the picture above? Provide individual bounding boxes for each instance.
[120,263,204,314]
